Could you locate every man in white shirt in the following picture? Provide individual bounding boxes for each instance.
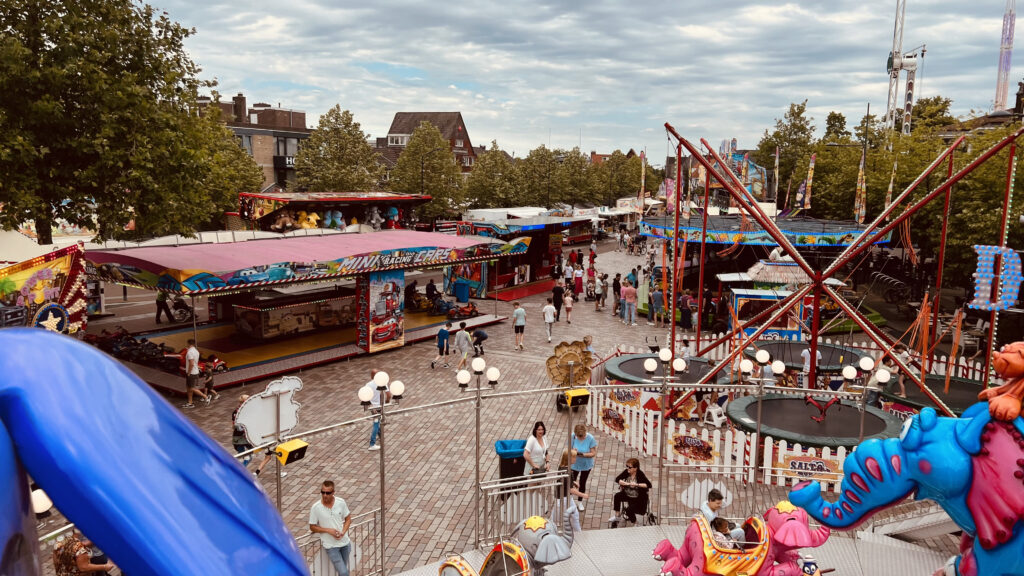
[368,369,391,451]
[800,347,822,389]
[182,339,210,408]
[542,298,557,343]
[309,480,352,576]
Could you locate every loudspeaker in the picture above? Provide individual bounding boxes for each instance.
[275,439,308,466]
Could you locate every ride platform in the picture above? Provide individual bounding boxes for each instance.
[123,312,506,395]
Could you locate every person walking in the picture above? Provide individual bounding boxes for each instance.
[201,365,220,402]
[651,284,665,328]
[155,291,174,324]
[309,480,352,576]
[564,290,574,324]
[574,265,584,295]
[564,263,574,290]
[552,281,564,322]
[622,280,638,326]
[569,424,598,511]
[524,421,550,474]
[512,301,526,351]
[431,321,451,369]
[543,298,557,343]
[367,369,391,450]
[612,274,622,317]
[182,339,210,409]
[594,274,604,311]
[454,322,472,371]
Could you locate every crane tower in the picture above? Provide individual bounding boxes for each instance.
[885,0,924,136]
[995,0,1016,110]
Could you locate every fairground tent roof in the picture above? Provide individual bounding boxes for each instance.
[746,260,848,287]
[86,230,529,295]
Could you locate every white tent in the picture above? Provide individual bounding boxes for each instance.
[0,230,62,266]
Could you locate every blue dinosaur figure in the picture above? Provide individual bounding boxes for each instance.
[0,329,307,575]
[790,402,1024,576]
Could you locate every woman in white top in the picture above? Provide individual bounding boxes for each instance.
[524,421,549,474]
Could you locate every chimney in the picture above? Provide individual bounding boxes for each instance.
[232,93,246,123]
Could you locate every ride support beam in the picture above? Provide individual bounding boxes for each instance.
[825,135,965,278]
[670,143,683,360]
[809,279,823,388]
[695,167,712,345]
[986,139,1018,383]
[929,151,956,370]
[694,289,794,358]
[824,285,955,416]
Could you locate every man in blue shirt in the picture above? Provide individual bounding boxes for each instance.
[570,424,598,512]
[651,285,665,328]
[431,321,451,369]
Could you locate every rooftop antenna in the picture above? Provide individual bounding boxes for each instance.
[995,0,1017,110]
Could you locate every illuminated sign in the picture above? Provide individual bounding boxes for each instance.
[969,245,1023,311]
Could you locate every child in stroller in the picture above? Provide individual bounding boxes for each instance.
[584,279,597,302]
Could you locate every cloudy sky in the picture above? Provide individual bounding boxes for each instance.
[156,0,1013,164]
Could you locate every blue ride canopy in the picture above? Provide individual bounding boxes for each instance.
[0,329,307,576]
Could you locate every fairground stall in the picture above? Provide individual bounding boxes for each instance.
[446,216,591,299]
[0,244,89,333]
[236,190,431,232]
[86,230,528,391]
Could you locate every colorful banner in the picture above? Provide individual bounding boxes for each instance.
[854,149,867,224]
[638,219,892,247]
[795,154,816,210]
[0,245,88,334]
[444,260,488,299]
[366,270,405,353]
[780,454,841,482]
[773,147,780,201]
[885,160,898,219]
[89,238,531,294]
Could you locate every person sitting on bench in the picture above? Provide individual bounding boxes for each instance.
[608,458,651,526]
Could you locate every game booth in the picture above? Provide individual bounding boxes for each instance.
[85,230,529,389]
[0,244,90,334]
[446,216,592,300]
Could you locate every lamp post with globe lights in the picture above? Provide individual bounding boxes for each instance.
[842,356,891,442]
[456,356,500,547]
[644,347,689,523]
[739,348,787,469]
[358,371,405,572]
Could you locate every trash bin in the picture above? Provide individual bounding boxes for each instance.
[454,280,470,303]
[494,439,527,479]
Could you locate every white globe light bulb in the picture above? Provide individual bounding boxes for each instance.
[842,365,858,380]
[658,347,673,362]
[456,370,472,385]
[373,371,389,388]
[390,380,405,397]
[755,349,771,365]
[859,356,875,372]
[875,368,891,383]
[643,358,658,373]
[471,357,486,372]
[739,359,754,374]
[673,358,687,372]
[357,385,374,403]
[771,360,786,375]
[486,366,500,382]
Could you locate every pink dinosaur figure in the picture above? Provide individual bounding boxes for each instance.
[653,501,830,576]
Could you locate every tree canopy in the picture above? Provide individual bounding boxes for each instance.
[0,0,259,242]
[294,105,383,192]
[753,100,816,195]
[389,122,464,220]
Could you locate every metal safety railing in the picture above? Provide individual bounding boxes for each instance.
[480,470,570,544]
[295,508,383,576]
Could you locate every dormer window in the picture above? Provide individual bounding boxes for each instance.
[455,139,464,148]
[388,135,409,146]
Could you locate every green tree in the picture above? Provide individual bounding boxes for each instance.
[389,122,463,219]
[516,146,566,207]
[903,95,956,133]
[824,111,851,140]
[294,105,383,192]
[555,147,592,207]
[465,141,517,208]
[0,0,242,243]
[753,101,816,197]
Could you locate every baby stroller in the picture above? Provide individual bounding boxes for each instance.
[583,280,597,302]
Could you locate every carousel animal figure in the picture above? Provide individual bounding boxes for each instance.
[979,340,1024,422]
[0,329,305,575]
[269,210,297,232]
[789,402,1024,576]
[322,209,344,230]
[653,501,829,576]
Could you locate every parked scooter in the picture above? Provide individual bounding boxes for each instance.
[430,298,455,316]
[447,301,480,320]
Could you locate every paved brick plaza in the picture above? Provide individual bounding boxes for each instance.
[176,243,683,572]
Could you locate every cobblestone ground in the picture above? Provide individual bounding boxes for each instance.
[168,241,690,572]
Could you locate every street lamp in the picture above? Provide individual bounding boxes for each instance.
[421,146,444,196]
[457,356,500,548]
[841,356,891,442]
[740,350,786,469]
[644,348,689,524]
[358,371,405,572]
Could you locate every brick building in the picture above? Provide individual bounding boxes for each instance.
[200,93,312,191]
[374,112,477,178]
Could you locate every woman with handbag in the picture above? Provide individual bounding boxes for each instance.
[523,421,550,474]
[608,458,651,527]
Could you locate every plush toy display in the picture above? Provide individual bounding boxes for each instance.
[383,206,402,229]
[790,402,1024,576]
[296,211,320,229]
[322,209,344,230]
[269,210,297,232]
[366,207,385,231]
